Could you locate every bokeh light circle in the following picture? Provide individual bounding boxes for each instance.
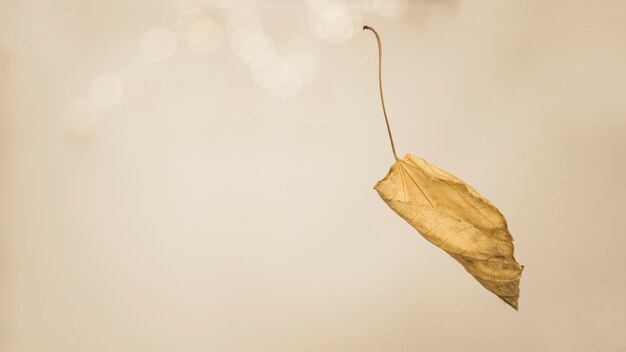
[252,57,290,89]
[240,32,270,61]
[186,17,214,42]
[373,0,409,19]
[226,9,262,33]
[247,42,277,69]
[309,2,362,44]
[173,0,209,13]
[305,0,331,6]
[286,50,319,86]
[285,36,320,86]
[185,16,224,53]
[141,26,178,62]
[89,73,124,109]
[209,0,239,10]
[348,0,378,12]
[231,26,277,67]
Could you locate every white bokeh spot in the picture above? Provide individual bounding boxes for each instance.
[141,26,178,62]
[89,73,124,109]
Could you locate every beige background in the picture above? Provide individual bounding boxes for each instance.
[1,0,626,351]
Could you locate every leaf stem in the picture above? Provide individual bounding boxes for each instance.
[363,25,399,161]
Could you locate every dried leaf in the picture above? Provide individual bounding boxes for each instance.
[362,26,523,309]
[374,154,524,309]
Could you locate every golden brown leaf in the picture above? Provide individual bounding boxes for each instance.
[374,154,524,309]
[362,26,523,309]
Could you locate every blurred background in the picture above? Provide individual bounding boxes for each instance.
[1,0,625,351]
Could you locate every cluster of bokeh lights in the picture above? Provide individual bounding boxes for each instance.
[62,0,408,136]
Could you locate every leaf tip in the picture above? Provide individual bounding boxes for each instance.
[502,296,520,311]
